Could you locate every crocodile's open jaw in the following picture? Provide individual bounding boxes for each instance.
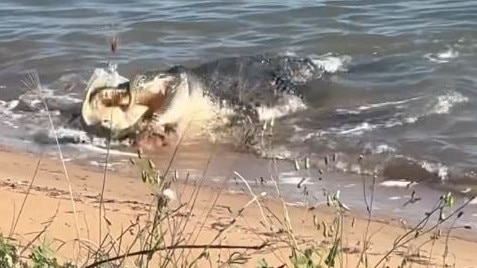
[81,69,182,140]
[80,70,147,140]
[82,85,148,139]
[88,85,132,109]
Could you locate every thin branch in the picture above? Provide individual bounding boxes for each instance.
[24,70,80,239]
[234,171,271,230]
[373,196,475,268]
[19,201,61,255]
[84,242,270,268]
[99,105,114,247]
[9,153,43,236]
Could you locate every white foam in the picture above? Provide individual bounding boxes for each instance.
[311,53,351,73]
[404,117,418,123]
[280,171,299,176]
[461,188,472,194]
[383,119,406,128]
[357,96,422,111]
[5,100,19,111]
[336,90,466,135]
[333,161,374,176]
[259,145,296,159]
[291,125,305,132]
[289,130,322,143]
[349,163,364,174]
[424,47,459,63]
[324,114,411,137]
[376,144,395,153]
[380,180,417,188]
[420,161,449,181]
[44,127,136,157]
[334,160,349,173]
[256,95,307,121]
[280,51,351,74]
[49,94,82,104]
[337,122,375,135]
[0,101,24,121]
[281,51,298,57]
[336,96,422,115]
[429,91,468,114]
[49,127,90,141]
[335,108,361,115]
[278,176,312,185]
[89,160,122,169]
[438,48,459,59]
[373,144,396,154]
[75,143,137,157]
[320,91,467,138]
[3,121,18,129]
[54,72,86,84]
[0,100,16,112]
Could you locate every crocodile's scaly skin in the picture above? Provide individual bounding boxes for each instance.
[82,55,324,142]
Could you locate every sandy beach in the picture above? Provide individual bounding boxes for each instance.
[0,145,476,268]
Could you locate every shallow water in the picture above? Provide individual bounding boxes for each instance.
[1,0,477,226]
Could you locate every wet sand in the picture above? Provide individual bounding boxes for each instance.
[1,144,477,267]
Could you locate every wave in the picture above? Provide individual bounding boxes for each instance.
[317,90,468,137]
[256,95,306,121]
[31,126,138,157]
[337,96,423,114]
[310,53,352,73]
[424,46,459,63]
[379,180,418,188]
[32,127,90,145]
[280,51,351,74]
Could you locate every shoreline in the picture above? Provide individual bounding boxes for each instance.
[1,145,477,267]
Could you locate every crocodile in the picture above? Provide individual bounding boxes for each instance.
[80,54,324,142]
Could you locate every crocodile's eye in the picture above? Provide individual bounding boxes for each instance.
[134,75,147,88]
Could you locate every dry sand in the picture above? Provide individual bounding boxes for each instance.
[0,146,476,267]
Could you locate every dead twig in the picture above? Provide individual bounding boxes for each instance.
[84,241,270,268]
[22,70,80,240]
[9,153,44,236]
